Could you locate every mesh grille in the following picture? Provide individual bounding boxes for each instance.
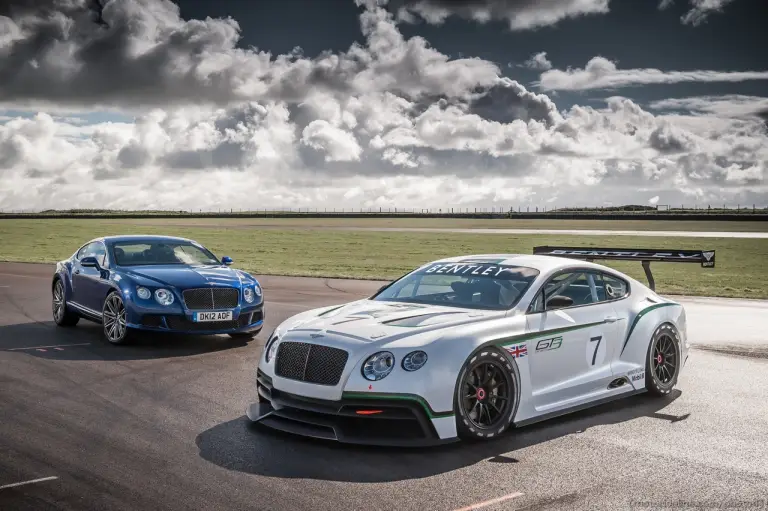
[182,288,239,310]
[275,342,348,386]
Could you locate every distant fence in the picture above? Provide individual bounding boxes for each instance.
[1,206,768,221]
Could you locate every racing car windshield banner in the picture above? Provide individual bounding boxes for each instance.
[420,262,539,280]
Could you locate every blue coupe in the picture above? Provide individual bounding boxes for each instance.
[51,235,264,344]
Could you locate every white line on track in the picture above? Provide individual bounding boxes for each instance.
[0,476,58,490]
[452,492,524,511]
[0,272,45,279]
[5,343,91,351]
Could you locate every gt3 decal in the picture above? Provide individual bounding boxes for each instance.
[535,336,562,352]
[503,343,528,358]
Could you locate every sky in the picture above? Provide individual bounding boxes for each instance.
[0,0,766,211]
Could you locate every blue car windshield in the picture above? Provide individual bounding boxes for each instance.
[372,262,540,310]
[111,241,221,266]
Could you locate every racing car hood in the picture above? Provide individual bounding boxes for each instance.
[120,264,251,289]
[279,299,509,347]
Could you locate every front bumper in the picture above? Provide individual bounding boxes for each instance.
[127,305,264,335]
[248,369,458,447]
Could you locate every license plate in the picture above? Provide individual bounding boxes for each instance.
[193,311,233,322]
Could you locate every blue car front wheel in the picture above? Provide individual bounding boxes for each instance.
[103,291,132,345]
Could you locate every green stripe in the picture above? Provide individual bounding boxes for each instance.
[342,391,454,419]
[620,302,678,354]
[494,320,607,348]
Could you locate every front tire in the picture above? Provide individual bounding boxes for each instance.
[455,347,517,440]
[102,291,132,345]
[645,323,681,396]
[52,278,79,327]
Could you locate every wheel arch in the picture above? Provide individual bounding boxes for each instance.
[449,342,524,430]
[618,301,685,368]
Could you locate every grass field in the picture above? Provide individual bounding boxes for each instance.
[1,219,766,299]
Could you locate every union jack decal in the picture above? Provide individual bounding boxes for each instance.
[503,342,527,358]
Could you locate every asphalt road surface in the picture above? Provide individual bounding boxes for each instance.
[1,262,767,511]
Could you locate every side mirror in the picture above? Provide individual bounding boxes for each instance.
[222,256,233,265]
[80,256,100,269]
[546,295,573,310]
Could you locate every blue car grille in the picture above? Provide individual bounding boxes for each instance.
[275,342,349,386]
[182,287,239,310]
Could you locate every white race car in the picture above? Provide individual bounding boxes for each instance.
[248,246,714,446]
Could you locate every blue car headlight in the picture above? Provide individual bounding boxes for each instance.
[243,287,254,303]
[154,288,174,306]
[402,351,428,371]
[254,283,262,299]
[362,351,395,381]
[136,286,151,300]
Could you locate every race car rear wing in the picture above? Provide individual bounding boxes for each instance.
[532,246,715,291]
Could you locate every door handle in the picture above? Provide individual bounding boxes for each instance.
[74,269,80,274]
[604,316,618,323]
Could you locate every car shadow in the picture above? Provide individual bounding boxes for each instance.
[0,320,264,361]
[195,390,684,483]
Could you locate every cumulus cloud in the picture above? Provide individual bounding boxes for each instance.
[649,95,768,121]
[0,0,767,211]
[680,0,737,25]
[391,0,610,30]
[524,52,553,71]
[537,56,768,91]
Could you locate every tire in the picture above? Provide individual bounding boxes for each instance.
[102,291,132,345]
[52,278,79,327]
[645,323,681,396]
[455,347,518,440]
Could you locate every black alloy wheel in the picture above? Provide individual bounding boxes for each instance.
[456,348,517,439]
[646,324,681,396]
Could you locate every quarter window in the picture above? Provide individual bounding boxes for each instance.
[601,273,628,300]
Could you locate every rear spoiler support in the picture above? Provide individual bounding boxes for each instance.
[532,246,716,291]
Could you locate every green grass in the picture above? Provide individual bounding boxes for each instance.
[91,217,768,232]
[1,219,766,299]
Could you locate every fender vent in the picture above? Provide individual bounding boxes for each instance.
[608,377,627,389]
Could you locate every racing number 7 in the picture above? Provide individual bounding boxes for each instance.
[589,335,603,365]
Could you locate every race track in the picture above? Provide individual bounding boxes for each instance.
[1,262,767,511]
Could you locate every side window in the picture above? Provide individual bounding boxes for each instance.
[530,270,604,313]
[602,273,629,300]
[77,242,108,267]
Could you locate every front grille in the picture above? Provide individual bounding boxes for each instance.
[275,342,348,386]
[182,287,239,310]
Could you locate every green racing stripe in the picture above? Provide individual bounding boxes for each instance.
[620,302,679,355]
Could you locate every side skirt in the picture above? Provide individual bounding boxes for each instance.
[67,301,103,323]
[513,388,647,428]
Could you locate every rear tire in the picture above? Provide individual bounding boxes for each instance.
[454,347,517,440]
[645,323,681,396]
[102,291,132,345]
[52,278,79,327]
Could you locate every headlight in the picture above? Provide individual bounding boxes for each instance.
[402,351,428,371]
[154,288,174,306]
[243,287,254,303]
[362,351,395,381]
[265,330,279,362]
[136,286,151,299]
[253,283,262,298]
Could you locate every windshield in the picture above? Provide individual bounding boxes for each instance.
[111,241,221,266]
[372,261,540,310]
